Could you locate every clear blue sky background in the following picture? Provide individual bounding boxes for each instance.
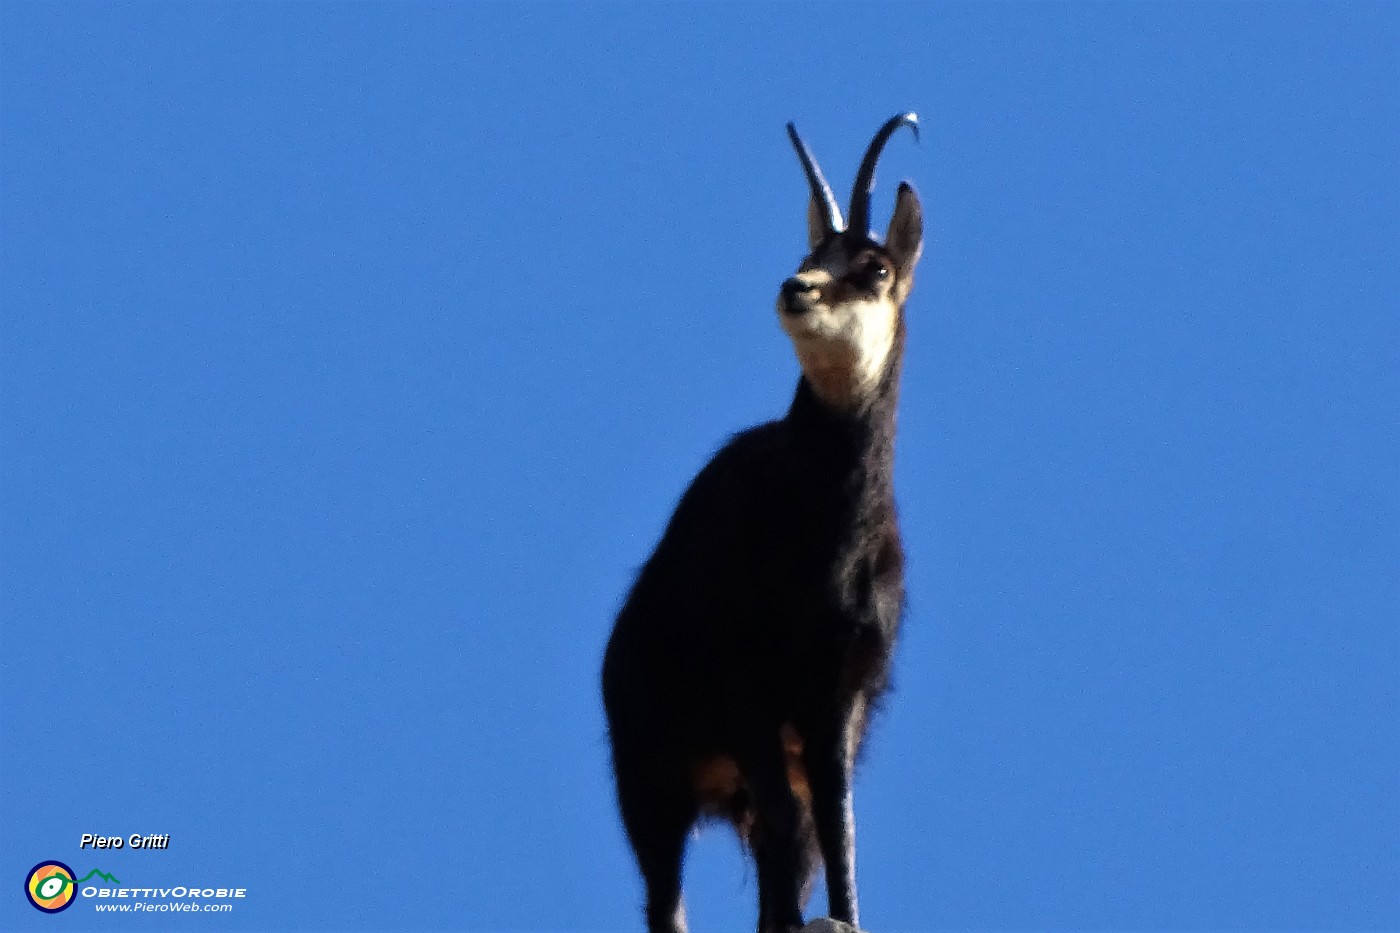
[2,3,1396,931]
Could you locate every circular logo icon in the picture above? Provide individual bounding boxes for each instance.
[25,861,77,913]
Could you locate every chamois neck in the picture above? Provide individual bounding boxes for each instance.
[785,348,902,493]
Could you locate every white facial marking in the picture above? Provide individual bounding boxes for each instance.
[778,283,898,409]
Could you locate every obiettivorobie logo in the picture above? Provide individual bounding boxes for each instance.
[24,861,120,913]
[23,860,247,914]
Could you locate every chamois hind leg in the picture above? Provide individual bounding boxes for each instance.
[802,704,861,927]
[614,765,696,933]
[742,738,815,933]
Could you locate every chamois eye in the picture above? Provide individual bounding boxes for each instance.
[852,258,889,289]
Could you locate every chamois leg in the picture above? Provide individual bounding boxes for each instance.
[744,740,813,933]
[615,768,695,933]
[804,713,860,927]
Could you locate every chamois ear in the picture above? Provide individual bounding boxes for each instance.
[886,181,923,281]
[806,196,828,252]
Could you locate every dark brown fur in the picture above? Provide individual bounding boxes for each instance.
[603,117,923,933]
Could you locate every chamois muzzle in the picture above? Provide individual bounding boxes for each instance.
[779,276,816,314]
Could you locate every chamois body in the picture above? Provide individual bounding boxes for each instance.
[603,115,924,933]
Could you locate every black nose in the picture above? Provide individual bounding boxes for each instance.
[780,278,815,314]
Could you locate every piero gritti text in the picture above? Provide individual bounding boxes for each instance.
[81,833,171,850]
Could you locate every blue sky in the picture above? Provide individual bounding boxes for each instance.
[2,3,1396,931]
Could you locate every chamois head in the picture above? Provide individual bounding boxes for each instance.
[777,113,924,410]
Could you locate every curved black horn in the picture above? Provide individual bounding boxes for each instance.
[847,112,919,238]
[786,122,844,234]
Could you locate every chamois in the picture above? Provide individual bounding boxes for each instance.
[602,114,924,933]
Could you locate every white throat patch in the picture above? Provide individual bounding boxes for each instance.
[780,297,897,409]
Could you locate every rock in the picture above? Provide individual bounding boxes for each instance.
[800,920,862,933]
